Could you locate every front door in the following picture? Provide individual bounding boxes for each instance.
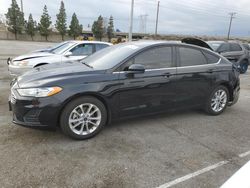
[117,45,177,117]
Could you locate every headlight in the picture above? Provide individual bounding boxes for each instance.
[13,60,29,66]
[17,87,62,97]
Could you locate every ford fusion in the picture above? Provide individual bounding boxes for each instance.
[9,41,240,140]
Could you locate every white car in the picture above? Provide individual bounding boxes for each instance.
[8,41,112,76]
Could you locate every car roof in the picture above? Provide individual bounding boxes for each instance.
[65,40,112,45]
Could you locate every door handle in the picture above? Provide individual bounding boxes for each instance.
[162,72,172,78]
[206,69,214,73]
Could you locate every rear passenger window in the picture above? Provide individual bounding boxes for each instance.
[179,47,207,66]
[96,44,108,52]
[217,43,230,53]
[133,46,172,69]
[230,43,242,51]
[203,51,220,64]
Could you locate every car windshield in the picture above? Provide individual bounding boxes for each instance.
[51,42,76,54]
[207,41,224,51]
[81,44,141,70]
[48,41,69,52]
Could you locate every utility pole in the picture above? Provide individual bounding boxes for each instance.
[139,14,148,33]
[155,1,160,36]
[128,0,134,41]
[20,0,24,13]
[227,12,236,40]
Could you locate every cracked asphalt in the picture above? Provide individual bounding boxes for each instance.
[0,40,250,188]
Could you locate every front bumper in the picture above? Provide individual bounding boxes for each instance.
[9,86,62,129]
[8,64,32,77]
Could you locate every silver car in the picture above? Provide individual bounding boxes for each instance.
[8,41,112,76]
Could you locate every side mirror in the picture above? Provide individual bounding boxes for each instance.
[64,51,72,57]
[127,64,145,74]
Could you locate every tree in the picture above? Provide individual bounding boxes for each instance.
[38,5,51,41]
[55,1,67,40]
[5,0,25,39]
[107,16,114,42]
[25,14,36,40]
[92,15,104,41]
[69,13,82,40]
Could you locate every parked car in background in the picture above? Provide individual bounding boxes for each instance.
[7,41,112,76]
[182,38,249,74]
[9,41,240,139]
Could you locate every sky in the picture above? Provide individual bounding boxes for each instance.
[1,0,250,36]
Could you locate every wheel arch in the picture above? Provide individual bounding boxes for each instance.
[217,82,233,102]
[33,63,48,68]
[58,92,112,127]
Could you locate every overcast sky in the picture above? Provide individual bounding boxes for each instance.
[1,0,250,36]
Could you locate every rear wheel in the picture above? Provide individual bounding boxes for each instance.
[60,96,107,140]
[205,86,229,115]
[240,60,248,74]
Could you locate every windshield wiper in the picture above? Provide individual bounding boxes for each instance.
[82,62,93,69]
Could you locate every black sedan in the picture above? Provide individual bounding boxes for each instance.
[9,41,240,139]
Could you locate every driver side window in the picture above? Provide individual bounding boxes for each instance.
[70,44,93,56]
[119,46,172,71]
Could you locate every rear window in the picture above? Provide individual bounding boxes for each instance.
[202,51,220,64]
[217,43,230,53]
[179,47,207,66]
[230,43,242,51]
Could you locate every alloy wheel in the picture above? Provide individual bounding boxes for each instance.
[68,103,101,136]
[211,89,227,113]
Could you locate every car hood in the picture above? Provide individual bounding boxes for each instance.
[182,38,214,51]
[17,61,104,88]
[13,52,55,61]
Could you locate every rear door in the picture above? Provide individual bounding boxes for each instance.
[175,46,218,108]
[218,43,243,63]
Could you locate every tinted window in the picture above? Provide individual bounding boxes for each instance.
[179,47,207,66]
[203,51,220,64]
[243,44,250,51]
[230,43,242,51]
[132,46,172,69]
[70,44,93,56]
[96,44,109,52]
[217,43,230,53]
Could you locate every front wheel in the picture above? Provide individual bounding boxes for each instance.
[60,96,107,140]
[205,86,229,115]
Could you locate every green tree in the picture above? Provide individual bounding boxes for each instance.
[25,14,36,40]
[5,0,25,39]
[55,1,67,40]
[69,13,82,40]
[107,15,114,42]
[92,15,104,41]
[38,5,51,41]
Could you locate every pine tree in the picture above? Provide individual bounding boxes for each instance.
[5,0,25,40]
[107,16,114,42]
[25,14,35,41]
[92,15,104,41]
[55,1,67,41]
[39,5,51,41]
[69,13,82,40]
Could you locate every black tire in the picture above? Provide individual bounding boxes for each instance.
[239,60,249,74]
[205,85,229,115]
[60,96,107,140]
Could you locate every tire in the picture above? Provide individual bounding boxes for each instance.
[205,85,229,115]
[239,60,248,74]
[60,96,107,140]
